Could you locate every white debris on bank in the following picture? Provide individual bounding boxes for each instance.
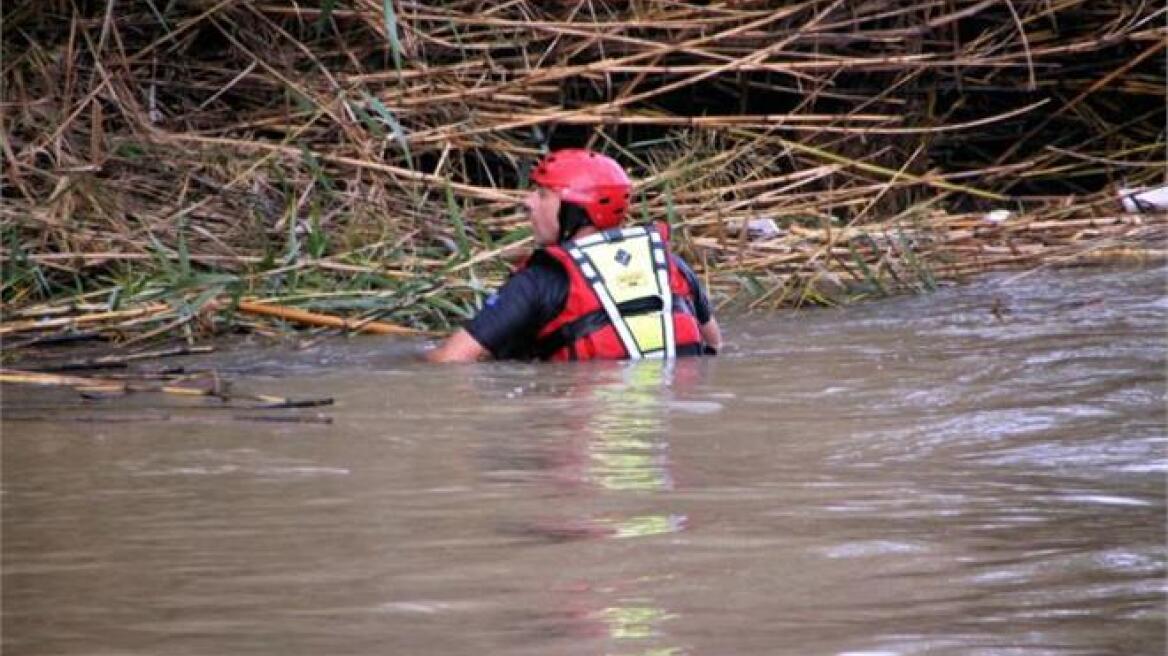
[726,217,784,240]
[1119,185,1168,213]
[982,210,1012,224]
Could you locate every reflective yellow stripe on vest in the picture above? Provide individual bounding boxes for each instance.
[566,225,676,359]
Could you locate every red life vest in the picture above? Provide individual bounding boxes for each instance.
[532,222,704,361]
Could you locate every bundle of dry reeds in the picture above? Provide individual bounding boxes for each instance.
[2,1,1165,350]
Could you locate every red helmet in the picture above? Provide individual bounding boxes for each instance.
[530,149,632,230]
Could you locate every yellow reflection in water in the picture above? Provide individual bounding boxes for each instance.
[587,364,690,654]
[599,513,687,539]
[586,363,675,493]
[596,604,679,640]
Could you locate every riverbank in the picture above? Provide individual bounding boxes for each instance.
[3,2,1164,356]
[2,205,1164,362]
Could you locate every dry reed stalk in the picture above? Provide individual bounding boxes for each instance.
[0,305,171,335]
[235,300,431,336]
[0,369,122,387]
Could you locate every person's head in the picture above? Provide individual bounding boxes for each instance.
[525,149,632,246]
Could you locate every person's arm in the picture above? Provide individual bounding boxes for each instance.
[426,328,490,363]
[424,263,560,363]
[673,255,723,352]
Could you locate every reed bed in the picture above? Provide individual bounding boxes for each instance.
[2,0,1165,355]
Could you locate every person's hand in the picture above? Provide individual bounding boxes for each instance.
[699,317,722,352]
[425,329,490,363]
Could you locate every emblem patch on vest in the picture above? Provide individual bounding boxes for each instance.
[614,248,632,266]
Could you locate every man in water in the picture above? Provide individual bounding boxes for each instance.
[427,149,722,363]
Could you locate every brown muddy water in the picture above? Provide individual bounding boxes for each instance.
[3,267,1166,656]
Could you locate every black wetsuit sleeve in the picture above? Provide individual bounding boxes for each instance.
[464,257,568,360]
[672,256,713,325]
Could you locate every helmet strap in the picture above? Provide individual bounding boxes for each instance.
[556,202,592,244]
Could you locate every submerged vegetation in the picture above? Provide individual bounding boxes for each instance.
[1,1,1165,352]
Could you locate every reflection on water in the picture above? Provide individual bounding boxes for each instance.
[2,266,1166,656]
[484,361,692,654]
[587,364,677,493]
